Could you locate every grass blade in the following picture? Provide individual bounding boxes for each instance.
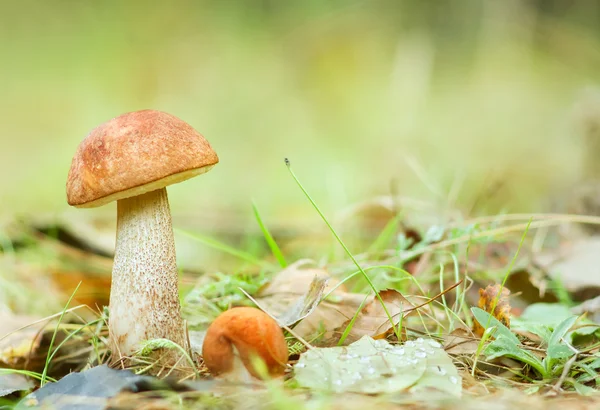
[175,228,275,269]
[285,158,402,340]
[367,212,403,254]
[41,281,82,386]
[252,201,287,268]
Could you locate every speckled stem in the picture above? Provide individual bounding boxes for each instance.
[109,188,185,364]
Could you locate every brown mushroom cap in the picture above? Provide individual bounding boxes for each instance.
[202,307,289,379]
[66,109,219,208]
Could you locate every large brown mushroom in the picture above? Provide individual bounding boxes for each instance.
[66,109,218,365]
[202,307,289,380]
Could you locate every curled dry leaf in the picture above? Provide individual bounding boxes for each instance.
[257,262,419,345]
[257,260,331,327]
[473,284,511,337]
[257,260,363,340]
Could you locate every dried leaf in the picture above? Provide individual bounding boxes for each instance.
[0,313,45,370]
[443,327,480,355]
[257,260,357,340]
[332,289,413,345]
[275,275,329,327]
[292,293,369,342]
[473,285,511,337]
[535,238,600,292]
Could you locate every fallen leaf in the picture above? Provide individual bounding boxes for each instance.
[473,285,511,337]
[572,296,600,323]
[294,336,461,397]
[276,275,329,327]
[257,259,340,306]
[535,238,600,297]
[292,292,369,342]
[16,365,190,410]
[332,289,412,345]
[256,260,361,341]
[0,313,45,370]
[0,373,33,397]
[443,327,480,355]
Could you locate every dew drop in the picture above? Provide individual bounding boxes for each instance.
[416,337,424,344]
[450,376,459,385]
[428,339,442,348]
[415,351,427,358]
[360,356,372,363]
[392,347,405,355]
[295,363,306,368]
[374,339,389,348]
[405,340,416,347]
[367,367,376,374]
[334,379,343,386]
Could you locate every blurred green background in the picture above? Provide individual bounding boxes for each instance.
[1,1,599,251]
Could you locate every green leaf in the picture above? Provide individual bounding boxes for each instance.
[546,344,574,361]
[542,315,578,376]
[513,323,552,345]
[252,202,287,268]
[485,335,546,377]
[294,336,461,397]
[422,225,445,244]
[548,315,578,351]
[471,307,519,345]
[517,303,573,327]
[569,379,597,396]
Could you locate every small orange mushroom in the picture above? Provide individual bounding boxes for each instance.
[202,307,289,380]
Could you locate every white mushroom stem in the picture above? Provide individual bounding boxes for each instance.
[109,188,185,360]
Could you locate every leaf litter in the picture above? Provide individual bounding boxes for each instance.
[5,208,600,408]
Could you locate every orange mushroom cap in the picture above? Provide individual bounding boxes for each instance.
[202,307,289,379]
[67,109,218,208]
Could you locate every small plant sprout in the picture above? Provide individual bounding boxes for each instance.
[202,307,289,381]
[66,110,219,369]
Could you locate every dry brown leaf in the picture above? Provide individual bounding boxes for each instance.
[256,260,363,340]
[292,292,370,342]
[535,237,600,298]
[444,327,480,355]
[256,260,341,318]
[0,313,45,370]
[258,259,343,298]
[330,289,413,345]
[473,284,511,337]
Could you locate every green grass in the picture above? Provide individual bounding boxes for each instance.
[2,3,600,405]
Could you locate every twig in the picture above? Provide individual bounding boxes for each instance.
[552,353,578,393]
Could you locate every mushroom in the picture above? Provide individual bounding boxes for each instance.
[202,307,289,380]
[66,109,218,365]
